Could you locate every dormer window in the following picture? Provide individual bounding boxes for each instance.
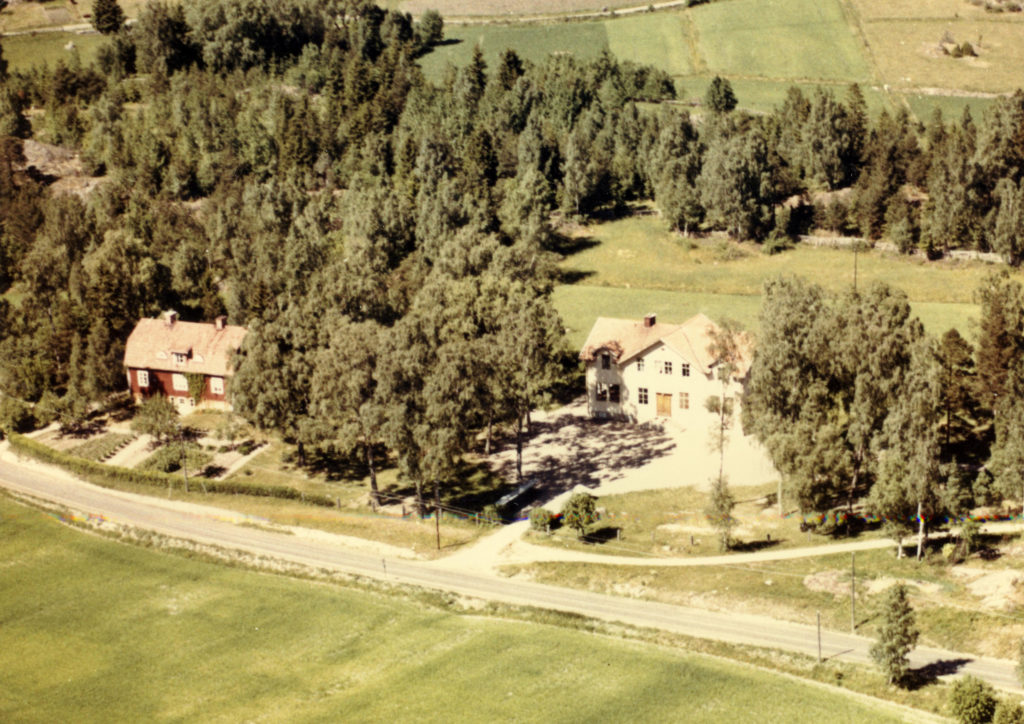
[173,352,187,366]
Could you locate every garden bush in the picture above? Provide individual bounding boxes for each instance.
[949,675,997,724]
[529,506,554,532]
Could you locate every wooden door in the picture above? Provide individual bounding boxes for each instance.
[656,393,672,417]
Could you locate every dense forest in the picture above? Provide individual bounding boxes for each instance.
[1,0,1023,523]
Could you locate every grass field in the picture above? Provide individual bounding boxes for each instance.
[903,93,999,123]
[692,0,871,82]
[552,213,1002,344]
[416,0,1023,122]
[517,536,1024,661]
[0,496,914,722]
[1,31,106,71]
[417,22,609,79]
[604,12,694,76]
[859,15,1024,95]
[554,284,980,349]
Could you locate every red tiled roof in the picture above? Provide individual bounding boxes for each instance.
[123,317,247,378]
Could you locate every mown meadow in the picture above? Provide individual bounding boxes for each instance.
[551,212,1011,348]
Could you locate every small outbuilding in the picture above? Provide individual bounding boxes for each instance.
[123,311,247,411]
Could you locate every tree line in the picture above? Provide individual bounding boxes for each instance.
[744,272,1024,555]
[1,0,1023,511]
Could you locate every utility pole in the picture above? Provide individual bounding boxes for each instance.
[850,552,856,633]
[853,242,859,293]
[435,480,441,551]
[817,611,822,663]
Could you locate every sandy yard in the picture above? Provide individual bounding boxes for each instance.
[489,397,778,513]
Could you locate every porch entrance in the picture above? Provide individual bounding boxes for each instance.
[656,393,672,417]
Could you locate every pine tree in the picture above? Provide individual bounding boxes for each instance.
[869,583,919,686]
[91,0,125,35]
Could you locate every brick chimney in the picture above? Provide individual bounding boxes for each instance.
[643,313,656,328]
[163,310,178,326]
[215,315,226,331]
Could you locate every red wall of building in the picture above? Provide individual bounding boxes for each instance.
[126,368,228,403]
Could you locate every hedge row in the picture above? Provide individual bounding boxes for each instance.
[7,433,338,509]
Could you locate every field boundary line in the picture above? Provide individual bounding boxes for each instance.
[835,0,897,112]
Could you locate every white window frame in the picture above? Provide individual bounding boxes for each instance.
[638,387,649,405]
[172,373,188,392]
[636,358,644,372]
[679,392,689,410]
[173,352,186,366]
[210,376,224,396]
[681,363,690,377]
[137,369,149,388]
[662,360,672,375]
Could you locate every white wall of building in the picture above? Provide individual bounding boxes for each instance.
[586,342,744,431]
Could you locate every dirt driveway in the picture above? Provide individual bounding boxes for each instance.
[490,398,778,512]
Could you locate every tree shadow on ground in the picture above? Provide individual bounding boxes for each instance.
[490,412,677,516]
[729,538,782,553]
[582,525,621,544]
[548,232,600,258]
[904,658,973,690]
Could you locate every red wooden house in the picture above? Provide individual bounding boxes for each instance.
[123,311,248,411]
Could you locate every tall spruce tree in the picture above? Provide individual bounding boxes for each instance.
[870,583,919,686]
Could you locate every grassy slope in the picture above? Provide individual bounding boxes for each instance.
[553,214,1001,346]
[692,0,871,81]
[418,0,1022,119]
[2,32,107,71]
[0,496,910,722]
[417,22,609,79]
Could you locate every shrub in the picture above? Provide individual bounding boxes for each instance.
[562,491,597,539]
[529,507,554,532]
[481,503,503,526]
[0,396,35,436]
[994,701,1024,724]
[69,433,135,462]
[137,443,212,474]
[948,676,997,724]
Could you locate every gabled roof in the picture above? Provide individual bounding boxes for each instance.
[124,317,247,377]
[579,313,751,378]
[580,317,678,364]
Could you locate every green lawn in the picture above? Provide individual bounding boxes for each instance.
[0,496,912,722]
[559,216,1001,301]
[552,213,1000,343]
[693,77,894,117]
[604,12,694,76]
[691,0,872,81]
[418,22,609,81]
[1,31,107,71]
[901,93,999,124]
